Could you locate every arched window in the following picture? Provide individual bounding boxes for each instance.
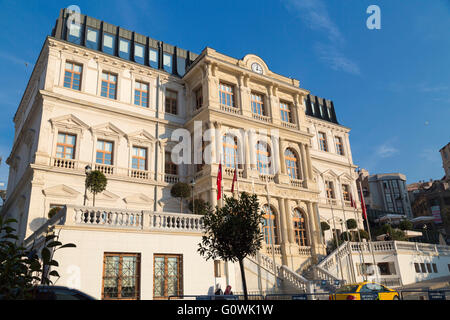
[293,208,308,246]
[262,205,278,245]
[285,148,300,179]
[256,141,271,174]
[222,134,239,168]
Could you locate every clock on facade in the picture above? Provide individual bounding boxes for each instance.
[251,62,263,74]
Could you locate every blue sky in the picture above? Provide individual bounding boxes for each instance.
[0,0,449,187]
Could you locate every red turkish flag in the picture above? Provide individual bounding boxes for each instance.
[359,186,367,220]
[217,162,222,200]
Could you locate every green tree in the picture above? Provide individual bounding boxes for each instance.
[170,182,191,213]
[188,198,210,215]
[198,192,263,300]
[0,217,76,299]
[346,219,357,230]
[398,219,413,231]
[47,207,61,219]
[357,229,370,241]
[85,170,107,207]
[340,231,352,241]
[320,221,330,236]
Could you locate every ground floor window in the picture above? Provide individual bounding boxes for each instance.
[153,254,183,299]
[102,253,140,300]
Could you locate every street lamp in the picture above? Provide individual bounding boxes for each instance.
[191,179,196,214]
[83,165,92,206]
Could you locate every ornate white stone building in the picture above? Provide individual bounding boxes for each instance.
[2,9,367,299]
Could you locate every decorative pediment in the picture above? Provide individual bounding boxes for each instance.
[90,122,126,137]
[123,193,154,205]
[42,184,81,198]
[126,129,156,145]
[338,173,354,183]
[50,114,89,131]
[241,54,270,76]
[312,166,339,180]
[87,190,120,201]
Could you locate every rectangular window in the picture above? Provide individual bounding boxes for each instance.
[56,133,76,159]
[149,48,159,69]
[414,263,421,273]
[420,263,427,273]
[96,140,113,165]
[342,184,350,201]
[325,181,335,199]
[64,62,82,91]
[132,147,147,170]
[119,38,130,60]
[165,89,178,115]
[153,254,183,299]
[219,83,235,107]
[67,23,81,44]
[101,72,117,99]
[102,253,140,300]
[432,263,438,273]
[134,44,145,64]
[165,152,178,175]
[134,81,149,107]
[318,132,328,152]
[103,33,116,55]
[163,53,172,73]
[426,263,432,273]
[311,101,316,115]
[280,102,292,123]
[177,57,186,76]
[335,136,344,155]
[251,93,265,115]
[86,28,99,50]
[195,87,203,110]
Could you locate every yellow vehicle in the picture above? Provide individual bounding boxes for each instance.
[329,282,400,300]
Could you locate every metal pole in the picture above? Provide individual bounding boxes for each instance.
[353,206,366,281]
[358,179,378,282]
[338,182,356,283]
[330,203,345,281]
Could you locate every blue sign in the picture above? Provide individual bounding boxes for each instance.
[196,296,212,300]
[292,294,308,300]
[360,293,379,300]
[334,280,340,286]
[321,280,327,286]
[428,291,446,301]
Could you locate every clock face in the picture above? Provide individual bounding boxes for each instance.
[251,62,263,74]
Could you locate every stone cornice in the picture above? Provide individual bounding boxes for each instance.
[306,115,350,132]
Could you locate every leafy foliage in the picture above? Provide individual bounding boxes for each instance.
[47,207,61,219]
[85,170,107,206]
[170,182,191,213]
[320,221,330,234]
[188,198,210,215]
[346,219,357,230]
[398,219,413,231]
[340,231,352,241]
[0,216,76,300]
[375,223,408,241]
[198,192,263,300]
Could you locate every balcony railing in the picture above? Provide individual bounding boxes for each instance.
[265,244,282,256]
[281,121,297,129]
[298,246,312,256]
[259,174,275,183]
[289,178,304,188]
[53,157,77,169]
[252,113,271,123]
[164,173,179,184]
[95,163,114,175]
[129,168,151,180]
[220,104,241,115]
[224,167,244,179]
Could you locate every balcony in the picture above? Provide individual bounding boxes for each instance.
[163,173,179,184]
[25,205,205,248]
[252,113,271,123]
[51,157,156,182]
[259,173,275,183]
[289,178,304,188]
[220,104,241,115]
[281,121,297,130]
[224,167,244,179]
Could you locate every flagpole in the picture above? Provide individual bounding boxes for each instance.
[358,179,378,282]
[338,183,355,283]
[351,194,366,282]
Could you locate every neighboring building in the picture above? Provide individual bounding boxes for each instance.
[410,180,450,242]
[358,171,412,219]
[407,180,433,206]
[440,142,450,182]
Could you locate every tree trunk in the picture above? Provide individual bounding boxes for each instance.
[93,193,96,207]
[180,198,183,213]
[238,258,248,300]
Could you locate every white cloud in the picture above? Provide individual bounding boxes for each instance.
[376,142,399,158]
[282,0,360,75]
